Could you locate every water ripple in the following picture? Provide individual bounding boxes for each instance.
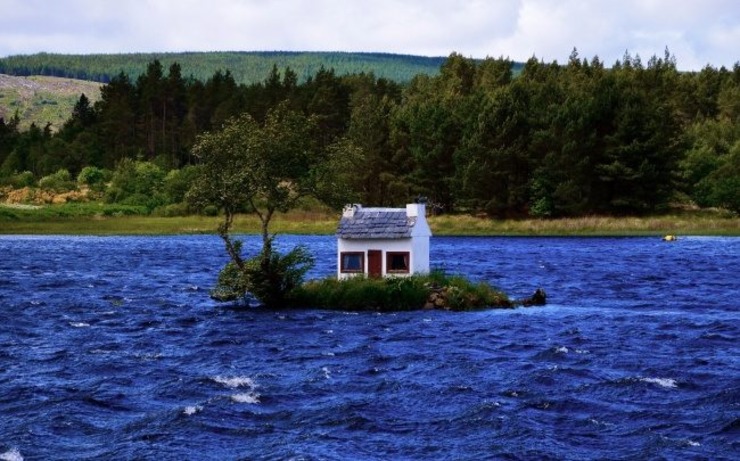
[0,235,738,459]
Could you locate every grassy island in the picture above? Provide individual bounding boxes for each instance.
[286,271,525,312]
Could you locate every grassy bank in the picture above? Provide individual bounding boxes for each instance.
[0,206,337,235]
[1,203,738,236]
[428,211,740,236]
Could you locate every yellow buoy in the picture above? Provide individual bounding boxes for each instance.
[662,235,677,242]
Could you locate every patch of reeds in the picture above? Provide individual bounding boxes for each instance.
[427,211,740,236]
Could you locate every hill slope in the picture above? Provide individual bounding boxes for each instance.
[0,74,102,131]
[0,51,449,85]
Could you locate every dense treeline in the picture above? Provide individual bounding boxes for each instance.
[0,51,450,85]
[1,50,739,216]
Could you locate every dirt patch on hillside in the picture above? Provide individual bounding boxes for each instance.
[0,74,101,99]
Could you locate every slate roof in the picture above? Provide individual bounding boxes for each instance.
[337,207,417,239]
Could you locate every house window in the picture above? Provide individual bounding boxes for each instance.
[386,251,410,273]
[340,252,364,273]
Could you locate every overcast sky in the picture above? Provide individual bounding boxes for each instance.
[1,0,738,71]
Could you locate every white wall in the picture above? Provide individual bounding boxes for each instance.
[338,237,431,279]
[411,235,430,274]
[336,202,432,279]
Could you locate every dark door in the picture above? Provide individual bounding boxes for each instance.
[368,250,382,278]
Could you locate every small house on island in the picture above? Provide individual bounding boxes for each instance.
[336,201,432,279]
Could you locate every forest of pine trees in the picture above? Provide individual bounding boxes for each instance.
[1,50,739,216]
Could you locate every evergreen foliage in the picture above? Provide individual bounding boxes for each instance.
[0,51,450,85]
[1,50,739,217]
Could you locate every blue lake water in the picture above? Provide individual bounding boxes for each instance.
[0,234,738,460]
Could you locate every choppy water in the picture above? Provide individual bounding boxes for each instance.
[0,235,738,460]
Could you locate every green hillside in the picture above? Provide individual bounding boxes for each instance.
[0,51,452,85]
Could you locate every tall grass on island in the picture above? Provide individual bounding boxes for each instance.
[288,271,513,312]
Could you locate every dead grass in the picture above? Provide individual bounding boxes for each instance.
[1,208,738,236]
[427,212,740,236]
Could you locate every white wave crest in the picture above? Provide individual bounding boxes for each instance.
[183,405,203,415]
[213,376,255,389]
[69,322,90,328]
[641,377,678,388]
[555,346,569,354]
[231,392,260,404]
[0,448,23,461]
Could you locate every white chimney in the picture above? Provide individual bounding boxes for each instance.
[406,202,426,218]
[343,204,361,217]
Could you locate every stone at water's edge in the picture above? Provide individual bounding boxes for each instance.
[520,288,547,307]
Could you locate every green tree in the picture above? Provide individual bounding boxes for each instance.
[345,74,400,205]
[681,115,740,211]
[391,58,477,212]
[700,141,740,212]
[528,54,614,216]
[95,72,137,167]
[188,104,328,306]
[0,114,20,173]
[597,60,683,213]
[302,67,351,147]
[454,82,533,217]
[1,123,45,177]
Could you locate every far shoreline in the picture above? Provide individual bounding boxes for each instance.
[1,208,739,237]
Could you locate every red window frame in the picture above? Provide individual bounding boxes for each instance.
[386,251,410,274]
[340,252,365,273]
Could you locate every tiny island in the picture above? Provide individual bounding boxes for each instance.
[210,198,547,312]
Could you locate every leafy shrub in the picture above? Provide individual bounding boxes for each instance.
[151,202,190,217]
[99,204,149,216]
[0,202,150,220]
[202,205,219,216]
[38,169,75,192]
[104,159,166,211]
[0,207,19,221]
[103,186,123,204]
[708,176,740,213]
[211,260,250,302]
[211,239,315,307]
[118,192,165,211]
[163,165,201,204]
[244,244,315,307]
[3,171,35,188]
[77,166,108,190]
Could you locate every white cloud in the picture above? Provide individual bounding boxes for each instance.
[0,0,737,70]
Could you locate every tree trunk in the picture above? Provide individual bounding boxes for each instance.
[218,210,244,269]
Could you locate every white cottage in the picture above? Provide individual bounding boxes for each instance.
[336,202,432,279]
